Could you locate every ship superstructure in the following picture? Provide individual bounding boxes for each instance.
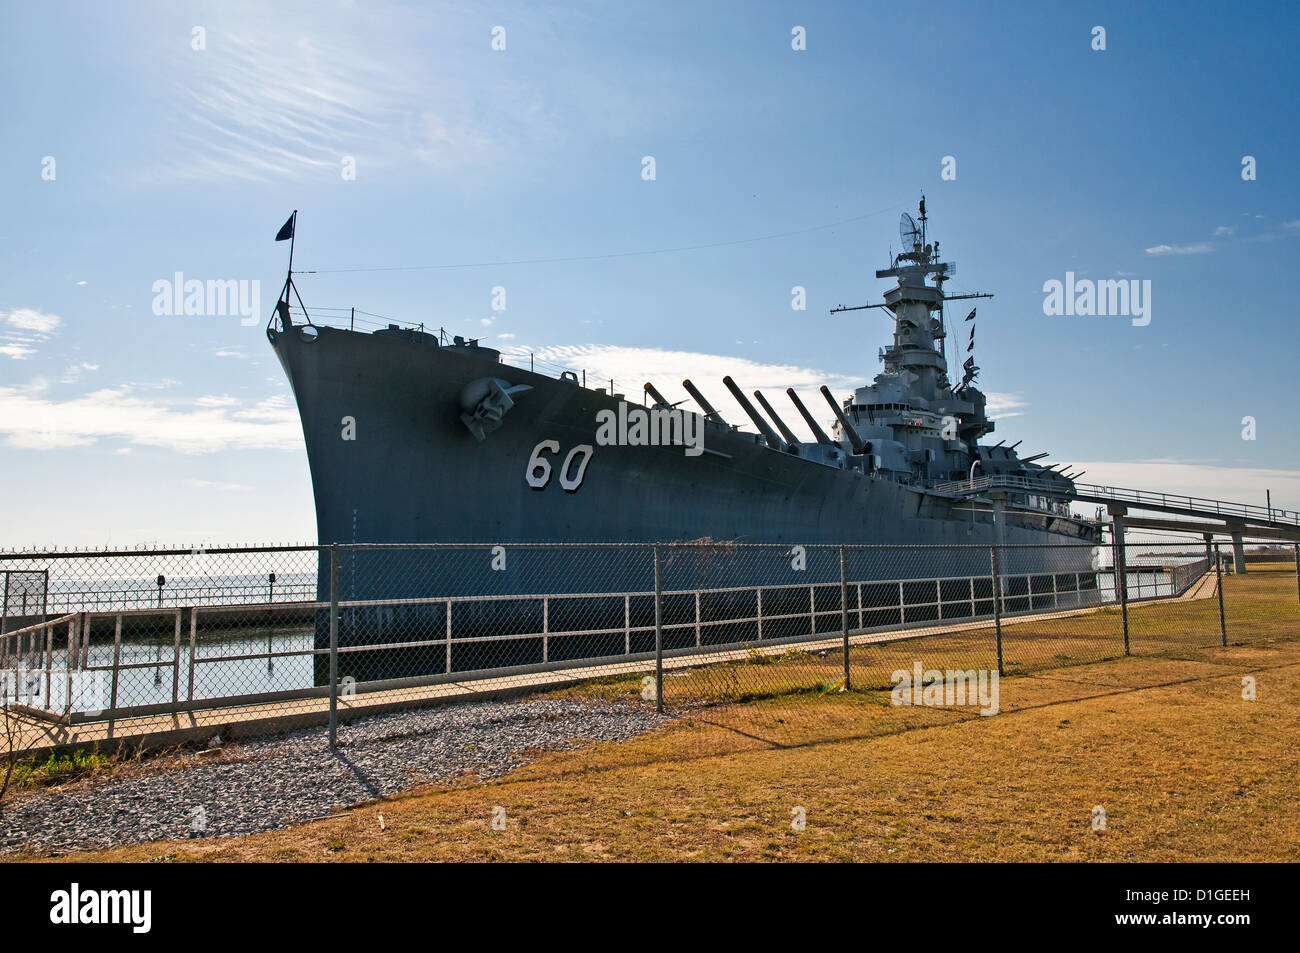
[822,199,1076,513]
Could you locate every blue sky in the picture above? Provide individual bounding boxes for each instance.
[1,0,1297,547]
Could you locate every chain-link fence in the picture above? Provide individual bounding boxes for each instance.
[1,539,1296,758]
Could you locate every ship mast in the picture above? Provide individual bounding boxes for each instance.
[830,196,991,398]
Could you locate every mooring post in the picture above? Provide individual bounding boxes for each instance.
[1215,542,1227,646]
[990,546,1003,676]
[328,543,340,748]
[653,545,663,714]
[840,545,850,692]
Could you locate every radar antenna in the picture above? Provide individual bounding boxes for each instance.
[899,213,922,255]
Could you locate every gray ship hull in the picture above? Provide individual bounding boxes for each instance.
[270,322,1098,683]
[271,323,1092,552]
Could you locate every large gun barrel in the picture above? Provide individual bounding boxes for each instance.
[753,390,800,447]
[643,382,672,407]
[786,389,833,445]
[682,379,725,425]
[723,377,785,450]
[819,386,867,453]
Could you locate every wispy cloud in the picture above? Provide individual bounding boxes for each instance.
[1,308,62,359]
[1146,217,1300,258]
[0,343,36,360]
[5,309,61,333]
[985,392,1026,419]
[161,4,555,183]
[1145,242,1213,256]
[0,382,299,453]
[185,478,254,492]
[60,361,100,384]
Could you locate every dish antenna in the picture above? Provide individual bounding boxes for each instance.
[899,213,922,253]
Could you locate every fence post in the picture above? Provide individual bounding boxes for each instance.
[108,614,122,737]
[328,543,340,748]
[172,610,181,704]
[990,546,1003,676]
[1215,542,1227,646]
[693,591,701,648]
[65,618,75,718]
[187,610,198,702]
[1113,521,1130,655]
[840,546,850,692]
[1294,543,1299,611]
[653,545,663,714]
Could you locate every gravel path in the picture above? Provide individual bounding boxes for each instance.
[0,698,666,855]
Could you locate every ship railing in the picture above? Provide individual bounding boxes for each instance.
[14,561,1208,726]
[929,475,1300,528]
[283,304,644,401]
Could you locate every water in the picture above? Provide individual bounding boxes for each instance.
[5,626,316,713]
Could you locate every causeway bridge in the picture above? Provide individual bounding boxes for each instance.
[929,474,1300,572]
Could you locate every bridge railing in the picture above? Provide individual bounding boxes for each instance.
[1072,483,1299,526]
[929,475,1299,528]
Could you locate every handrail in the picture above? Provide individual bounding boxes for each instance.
[928,474,1299,527]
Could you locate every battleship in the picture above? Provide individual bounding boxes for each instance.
[268,200,1101,680]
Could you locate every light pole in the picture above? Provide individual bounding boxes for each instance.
[267,572,277,675]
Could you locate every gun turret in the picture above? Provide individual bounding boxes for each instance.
[820,386,868,453]
[643,382,672,407]
[682,379,726,425]
[723,377,785,450]
[753,390,800,447]
[786,389,833,445]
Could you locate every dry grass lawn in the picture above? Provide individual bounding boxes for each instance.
[10,567,1299,863]
[26,641,1299,863]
